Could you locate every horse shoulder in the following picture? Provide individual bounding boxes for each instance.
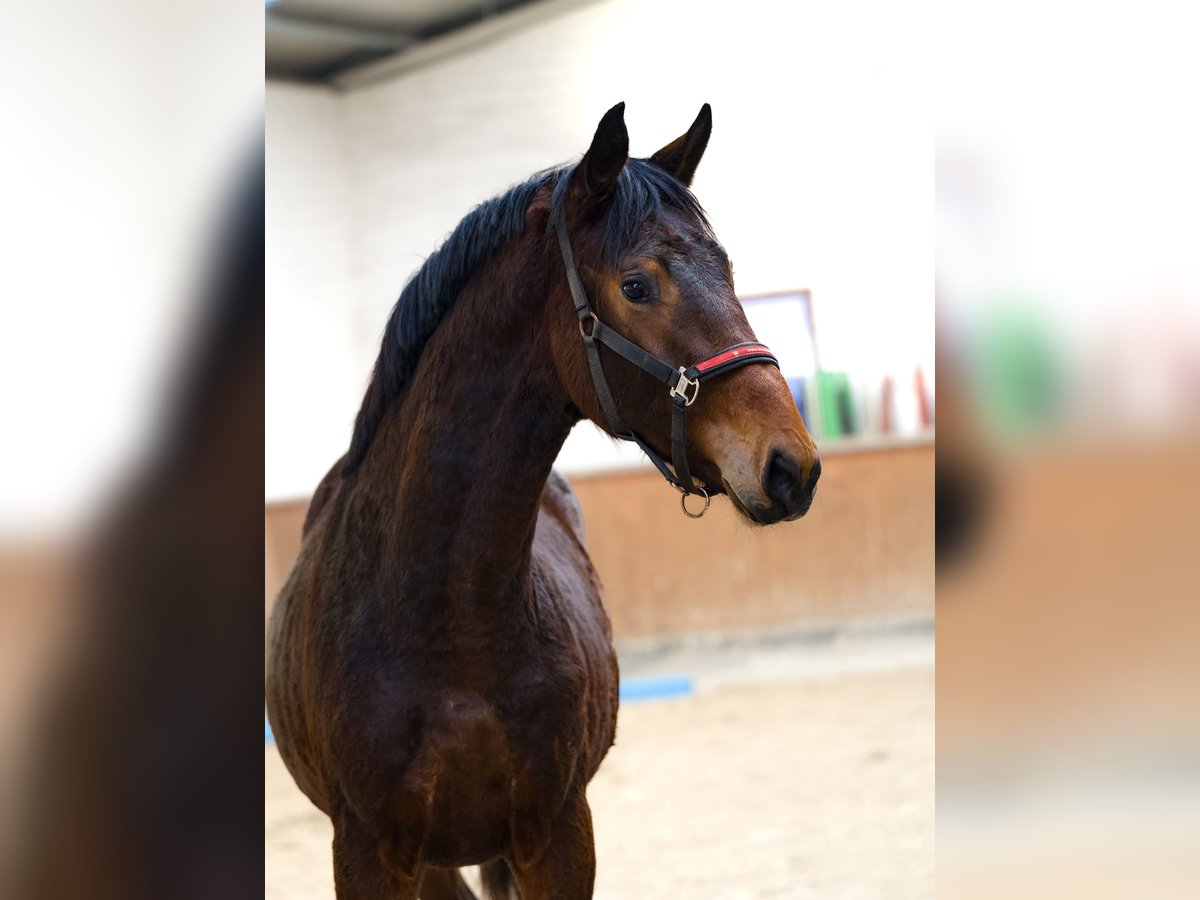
[540,467,587,544]
[266,541,334,812]
[531,475,618,780]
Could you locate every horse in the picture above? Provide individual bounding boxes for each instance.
[266,102,821,900]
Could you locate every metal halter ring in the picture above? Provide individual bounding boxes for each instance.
[670,367,700,406]
[578,311,599,338]
[679,487,711,519]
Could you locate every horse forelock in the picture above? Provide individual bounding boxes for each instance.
[549,157,714,266]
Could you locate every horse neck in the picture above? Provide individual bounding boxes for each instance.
[353,241,578,605]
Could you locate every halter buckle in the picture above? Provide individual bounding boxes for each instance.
[670,367,700,406]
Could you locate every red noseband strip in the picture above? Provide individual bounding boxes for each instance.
[694,342,775,375]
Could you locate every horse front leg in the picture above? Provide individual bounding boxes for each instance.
[420,867,478,900]
[331,815,422,900]
[510,792,596,900]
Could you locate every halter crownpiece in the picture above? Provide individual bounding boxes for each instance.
[549,204,780,518]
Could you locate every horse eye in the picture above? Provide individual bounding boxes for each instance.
[621,279,650,303]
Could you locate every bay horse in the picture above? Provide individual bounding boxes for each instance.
[267,103,820,900]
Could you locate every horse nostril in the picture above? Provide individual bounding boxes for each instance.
[763,449,805,510]
[807,456,822,494]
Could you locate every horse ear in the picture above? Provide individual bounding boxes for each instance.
[574,102,629,205]
[649,103,712,186]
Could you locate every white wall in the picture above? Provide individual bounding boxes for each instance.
[1,0,262,532]
[266,83,362,499]
[266,0,934,501]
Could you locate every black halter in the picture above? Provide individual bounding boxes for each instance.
[549,204,780,518]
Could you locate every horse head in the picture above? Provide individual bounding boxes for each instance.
[549,103,821,524]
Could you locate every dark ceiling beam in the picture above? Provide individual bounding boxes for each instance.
[334,0,602,88]
[266,10,418,51]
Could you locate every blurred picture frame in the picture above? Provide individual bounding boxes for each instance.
[741,289,818,411]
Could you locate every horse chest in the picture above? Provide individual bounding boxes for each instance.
[348,670,592,867]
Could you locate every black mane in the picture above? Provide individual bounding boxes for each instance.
[342,158,710,474]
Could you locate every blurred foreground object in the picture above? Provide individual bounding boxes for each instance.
[6,158,264,900]
[0,2,263,895]
[936,1,1200,895]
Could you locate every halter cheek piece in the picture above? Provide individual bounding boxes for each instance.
[549,205,780,519]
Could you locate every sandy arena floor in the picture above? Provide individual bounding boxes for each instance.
[266,629,933,899]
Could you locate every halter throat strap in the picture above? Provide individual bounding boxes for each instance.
[549,204,779,509]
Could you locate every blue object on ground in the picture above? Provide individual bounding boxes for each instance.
[265,718,274,744]
[618,675,693,703]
